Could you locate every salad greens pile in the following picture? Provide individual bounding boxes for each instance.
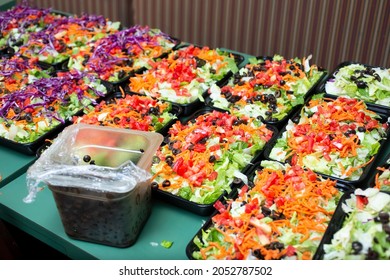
[208,54,325,123]
[191,160,341,260]
[325,63,390,107]
[323,188,390,260]
[269,94,388,181]
[151,110,274,205]
[0,70,107,143]
[73,93,177,132]
[129,45,239,105]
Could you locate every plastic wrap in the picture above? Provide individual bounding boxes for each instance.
[24,123,162,203]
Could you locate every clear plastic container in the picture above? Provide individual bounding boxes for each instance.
[25,123,163,247]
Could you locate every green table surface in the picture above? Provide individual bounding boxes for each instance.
[0,146,36,188]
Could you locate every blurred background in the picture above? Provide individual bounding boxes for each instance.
[10,0,389,72]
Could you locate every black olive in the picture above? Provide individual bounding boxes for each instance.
[210,68,216,74]
[195,57,206,68]
[365,248,379,260]
[148,106,160,115]
[209,155,216,163]
[383,224,390,234]
[265,110,273,116]
[25,113,33,123]
[83,155,91,162]
[13,107,21,114]
[289,65,295,71]
[139,149,144,153]
[198,137,208,144]
[373,73,381,82]
[268,103,277,110]
[112,116,120,124]
[162,180,171,187]
[89,160,96,165]
[254,94,263,102]
[172,148,181,155]
[261,206,272,216]
[165,155,174,165]
[379,212,389,223]
[257,115,265,122]
[163,135,170,144]
[117,70,126,80]
[356,80,367,88]
[233,177,242,185]
[274,90,281,98]
[246,98,253,104]
[151,182,159,189]
[351,241,363,254]
[126,58,134,67]
[357,126,366,132]
[279,80,286,86]
[237,81,245,86]
[350,75,357,81]
[252,249,264,259]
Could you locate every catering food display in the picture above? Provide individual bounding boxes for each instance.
[0,2,389,258]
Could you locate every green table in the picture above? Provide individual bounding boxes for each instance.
[0,146,36,188]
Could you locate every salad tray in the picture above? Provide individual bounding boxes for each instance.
[204,54,328,129]
[151,107,277,216]
[127,44,244,116]
[0,72,110,155]
[73,91,183,136]
[313,188,390,260]
[264,94,390,186]
[319,61,390,113]
[186,160,352,260]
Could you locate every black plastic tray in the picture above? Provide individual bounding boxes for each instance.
[203,55,327,129]
[186,160,353,260]
[317,61,390,113]
[313,189,390,259]
[263,96,390,186]
[152,107,278,216]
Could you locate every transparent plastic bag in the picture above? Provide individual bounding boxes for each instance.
[24,123,163,203]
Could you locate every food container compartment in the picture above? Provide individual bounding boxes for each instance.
[203,55,327,129]
[263,95,390,186]
[313,189,390,260]
[186,160,351,260]
[25,124,163,247]
[151,107,277,216]
[364,152,390,191]
[317,61,390,113]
